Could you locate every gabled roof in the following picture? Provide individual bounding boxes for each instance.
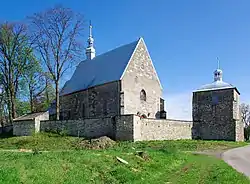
[60,38,140,96]
[14,111,48,121]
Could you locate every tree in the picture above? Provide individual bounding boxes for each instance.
[0,22,32,123]
[240,103,250,141]
[23,55,46,113]
[32,74,55,112]
[239,103,250,127]
[30,5,84,120]
[0,87,8,127]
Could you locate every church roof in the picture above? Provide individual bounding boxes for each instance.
[60,38,140,96]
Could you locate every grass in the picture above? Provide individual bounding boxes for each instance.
[0,133,249,184]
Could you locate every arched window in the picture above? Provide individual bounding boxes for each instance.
[140,89,146,101]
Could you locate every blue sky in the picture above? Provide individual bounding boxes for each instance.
[1,0,250,120]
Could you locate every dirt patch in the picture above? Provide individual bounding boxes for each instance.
[182,163,192,172]
[191,150,225,159]
[78,136,116,149]
[135,151,151,161]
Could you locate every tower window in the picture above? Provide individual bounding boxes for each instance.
[140,89,146,101]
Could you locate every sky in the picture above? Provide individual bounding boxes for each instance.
[1,0,250,120]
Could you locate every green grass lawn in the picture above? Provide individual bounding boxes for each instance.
[0,133,249,184]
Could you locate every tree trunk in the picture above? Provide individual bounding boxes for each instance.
[10,90,16,120]
[29,85,34,113]
[45,79,50,105]
[55,80,60,120]
[6,92,13,124]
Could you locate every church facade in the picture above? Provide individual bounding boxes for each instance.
[59,25,165,120]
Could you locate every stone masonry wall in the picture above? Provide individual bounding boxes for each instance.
[60,81,120,120]
[40,117,115,139]
[192,88,244,141]
[13,120,35,136]
[233,90,244,141]
[121,39,162,118]
[115,115,134,141]
[36,115,193,141]
[138,118,193,141]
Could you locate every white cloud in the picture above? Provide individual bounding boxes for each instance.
[164,91,192,121]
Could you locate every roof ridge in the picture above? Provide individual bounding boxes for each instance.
[91,38,140,61]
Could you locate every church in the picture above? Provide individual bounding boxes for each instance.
[59,24,165,120]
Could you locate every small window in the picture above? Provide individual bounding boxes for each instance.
[140,89,146,101]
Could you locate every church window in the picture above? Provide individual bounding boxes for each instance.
[140,89,146,101]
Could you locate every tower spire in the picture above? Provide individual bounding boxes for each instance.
[89,20,92,37]
[85,20,96,60]
[217,57,220,69]
[214,58,223,82]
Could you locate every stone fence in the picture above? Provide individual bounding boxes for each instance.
[13,114,194,141]
[0,125,13,134]
[40,117,115,139]
[13,120,35,136]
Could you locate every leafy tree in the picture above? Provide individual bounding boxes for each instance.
[23,55,46,113]
[16,99,30,117]
[29,5,84,120]
[32,75,55,112]
[0,22,32,123]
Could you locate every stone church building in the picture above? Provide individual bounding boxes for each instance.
[59,24,165,120]
[13,24,244,142]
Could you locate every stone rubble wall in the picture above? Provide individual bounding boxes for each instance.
[40,117,115,139]
[121,39,162,118]
[13,120,35,136]
[192,88,244,141]
[0,125,13,134]
[13,114,194,141]
[137,118,193,141]
[60,81,120,120]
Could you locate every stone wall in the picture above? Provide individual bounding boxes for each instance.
[115,115,135,141]
[192,88,244,141]
[40,117,115,139]
[11,114,192,141]
[60,81,120,120]
[137,118,193,141]
[13,121,35,136]
[121,39,163,118]
[0,125,13,134]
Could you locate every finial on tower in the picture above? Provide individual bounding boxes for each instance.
[214,57,223,82]
[89,20,92,37]
[217,57,220,69]
[86,20,96,60]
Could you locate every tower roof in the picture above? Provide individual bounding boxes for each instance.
[194,64,238,93]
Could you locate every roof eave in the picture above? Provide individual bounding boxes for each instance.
[193,86,240,94]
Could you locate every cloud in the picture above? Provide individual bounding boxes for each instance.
[164,91,192,121]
